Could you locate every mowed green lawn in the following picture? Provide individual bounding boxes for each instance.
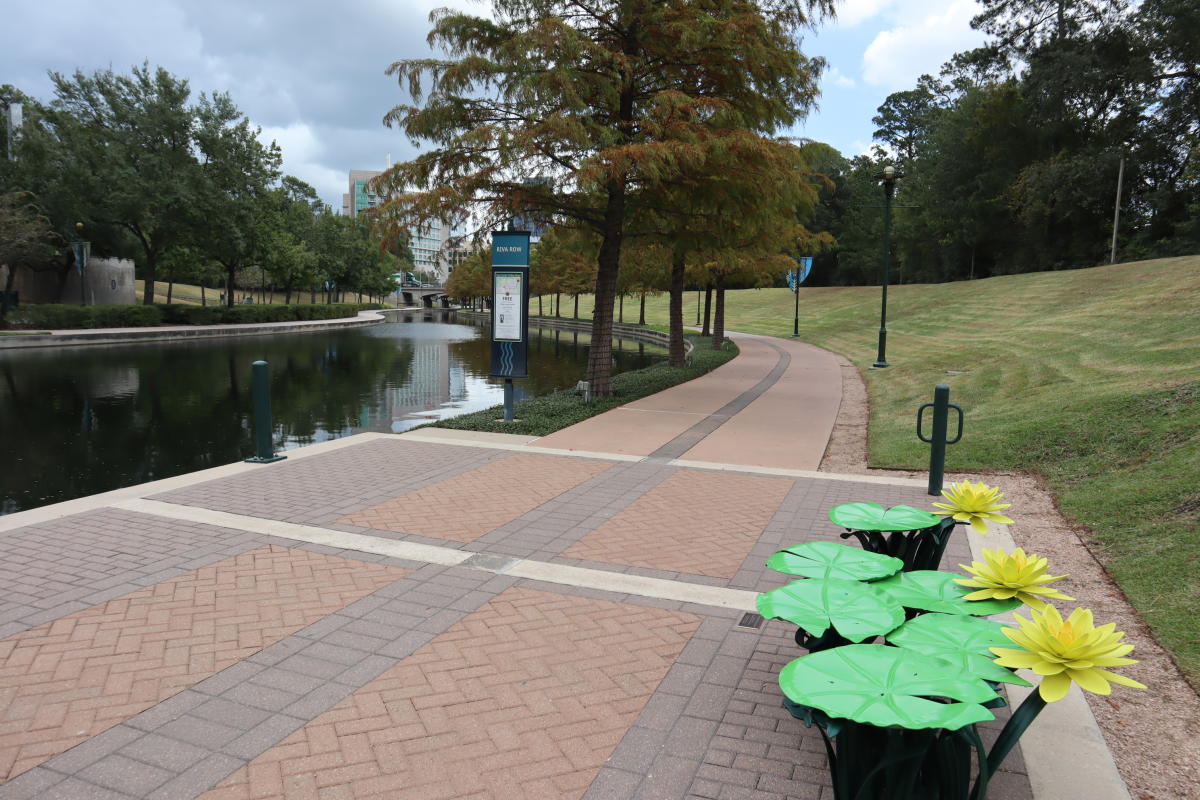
[557,257,1200,684]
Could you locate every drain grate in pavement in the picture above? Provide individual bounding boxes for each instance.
[737,612,764,629]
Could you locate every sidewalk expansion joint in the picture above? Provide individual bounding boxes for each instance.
[112,498,760,612]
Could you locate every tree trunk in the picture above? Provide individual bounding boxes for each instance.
[555,292,560,318]
[702,286,712,336]
[573,294,579,319]
[538,295,543,316]
[638,292,646,325]
[225,264,237,307]
[712,277,726,350]
[166,276,174,304]
[285,285,293,305]
[310,287,317,304]
[618,293,624,323]
[668,251,686,367]
[141,250,158,305]
[585,188,626,397]
[201,284,206,307]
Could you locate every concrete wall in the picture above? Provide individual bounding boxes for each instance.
[1,258,135,306]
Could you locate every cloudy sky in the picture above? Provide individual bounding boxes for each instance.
[2,0,985,210]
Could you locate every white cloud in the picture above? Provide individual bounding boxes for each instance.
[257,122,348,208]
[861,0,985,90]
[837,0,897,27]
[825,67,857,89]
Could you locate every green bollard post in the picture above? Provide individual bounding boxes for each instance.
[245,360,286,463]
[917,384,963,495]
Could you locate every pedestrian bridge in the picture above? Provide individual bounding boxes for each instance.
[397,286,452,308]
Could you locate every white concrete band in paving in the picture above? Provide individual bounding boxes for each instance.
[399,428,644,462]
[967,523,1132,800]
[400,427,927,486]
[114,498,760,612]
[503,560,759,611]
[667,458,927,487]
[0,431,399,534]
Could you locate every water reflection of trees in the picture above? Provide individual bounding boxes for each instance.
[0,321,665,514]
[0,331,411,513]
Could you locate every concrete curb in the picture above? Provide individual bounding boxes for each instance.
[453,309,689,355]
[966,524,1132,800]
[0,308,389,350]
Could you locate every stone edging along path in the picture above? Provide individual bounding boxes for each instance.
[0,308,393,350]
[453,309,690,356]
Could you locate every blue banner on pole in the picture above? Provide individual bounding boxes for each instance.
[789,257,813,292]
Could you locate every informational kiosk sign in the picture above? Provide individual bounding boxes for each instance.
[490,231,531,380]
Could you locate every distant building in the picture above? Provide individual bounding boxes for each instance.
[344,168,451,280]
[347,169,385,219]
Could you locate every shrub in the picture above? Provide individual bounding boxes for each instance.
[2,304,163,330]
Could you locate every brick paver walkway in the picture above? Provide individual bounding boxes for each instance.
[0,329,1051,800]
[0,546,406,785]
[562,471,794,578]
[201,588,699,800]
[337,453,615,542]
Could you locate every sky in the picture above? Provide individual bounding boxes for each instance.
[2,0,987,211]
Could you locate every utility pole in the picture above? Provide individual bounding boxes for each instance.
[1110,156,1125,265]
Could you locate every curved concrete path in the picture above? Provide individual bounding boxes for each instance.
[534,332,842,470]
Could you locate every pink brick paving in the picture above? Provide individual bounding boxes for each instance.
[336,453,616,542]
[562,470,795,578]
[0,545,408,783]
[199,587,701,800]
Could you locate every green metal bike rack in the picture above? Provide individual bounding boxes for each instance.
[917,384,963,496]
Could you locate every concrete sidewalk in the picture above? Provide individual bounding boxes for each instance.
[535,333,841,470]
[0,333,1123,800]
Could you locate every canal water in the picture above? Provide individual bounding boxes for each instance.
[0,311,665,514]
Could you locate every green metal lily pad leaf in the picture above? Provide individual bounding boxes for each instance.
[756,578,904,642]
[766,541,904,581]
[873,571,1022,616]
[779,645,999,731]
[887,613,1032,686]
[829,502,941,532]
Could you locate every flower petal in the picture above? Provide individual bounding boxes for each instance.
[1038,672,1072,702]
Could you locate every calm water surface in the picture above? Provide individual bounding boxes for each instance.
[1,311,665,514]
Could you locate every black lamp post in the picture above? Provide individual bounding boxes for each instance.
[71,222,91,307]
[873,165,902,368]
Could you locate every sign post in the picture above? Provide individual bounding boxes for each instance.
[490,231,531,422]
[790,256,813,337]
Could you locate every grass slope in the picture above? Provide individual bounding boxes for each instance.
[564,257,1200,682]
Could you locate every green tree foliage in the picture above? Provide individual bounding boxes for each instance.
[5,65,282,304]
[377,0,831,395]
[0,191,61,311]
[444,246,490,304]
[818,0,1197,285]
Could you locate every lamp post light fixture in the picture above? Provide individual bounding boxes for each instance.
[873,164,903,369]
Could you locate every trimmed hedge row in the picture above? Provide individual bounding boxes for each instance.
[1,303,382,330]
[1,304,163,330]
[155,303,382,325]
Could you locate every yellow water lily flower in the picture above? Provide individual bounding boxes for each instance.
[955,548,1074,610]
[991,606,1147,702]
[932,481,1014,534]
